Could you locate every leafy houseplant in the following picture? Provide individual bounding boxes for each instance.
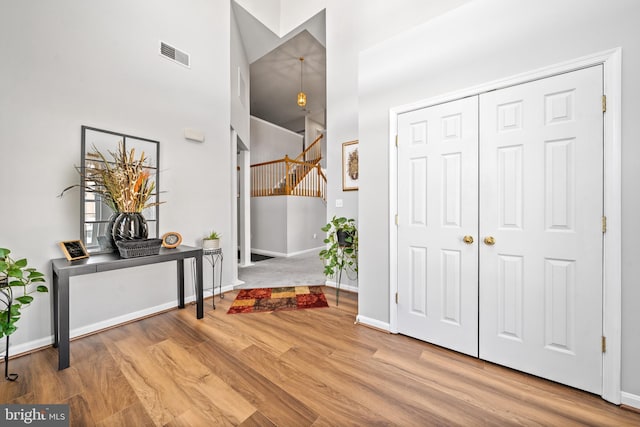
[319,216,358,305]
[0,247,48,380]
[203,231,221,249]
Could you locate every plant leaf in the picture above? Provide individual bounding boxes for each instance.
[16,295,34,305]
[15,258,28,268]
[37,285,48,292]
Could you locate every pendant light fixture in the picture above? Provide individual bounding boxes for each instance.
[297,57,307,108]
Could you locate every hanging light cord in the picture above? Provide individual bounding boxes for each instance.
[300,57,304,93]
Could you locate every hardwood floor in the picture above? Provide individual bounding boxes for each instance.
[1,287,639,426]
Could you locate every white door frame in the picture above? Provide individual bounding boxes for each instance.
[230,128,240,286]
[388,48,622,404]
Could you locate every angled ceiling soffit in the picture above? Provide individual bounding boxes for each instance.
[232,0,325,63]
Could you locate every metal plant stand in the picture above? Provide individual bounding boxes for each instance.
[335,256,344,306]
[1,281,18,381]
[203,248,223,309]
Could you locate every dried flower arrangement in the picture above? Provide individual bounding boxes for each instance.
[60,141,161,213]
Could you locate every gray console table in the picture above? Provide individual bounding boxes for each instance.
[51,245,203,370]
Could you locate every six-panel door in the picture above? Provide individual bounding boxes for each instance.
[397,65,604,393]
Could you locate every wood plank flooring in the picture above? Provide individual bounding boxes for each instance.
[1,287,639,426]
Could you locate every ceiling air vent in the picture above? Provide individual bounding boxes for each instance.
[159,41,190,68]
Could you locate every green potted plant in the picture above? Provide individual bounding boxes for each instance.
[203,231,221,249]
[0,247,48,380]
[319,216,358,305]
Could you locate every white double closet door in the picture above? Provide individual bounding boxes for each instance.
[397,66,604,394]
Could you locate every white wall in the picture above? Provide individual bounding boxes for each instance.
[323,0,471,290]
[279,0,327,37]
[235,0,281,36]
[231,5,251,146]
[0,0,231,352]
[358,0,640,400]
[250,116,303,163]
[251,196,325,256]
[250,197,287,254]
[286,196,325,254]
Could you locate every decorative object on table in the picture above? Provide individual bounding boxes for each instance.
[0,247,48,381]
[111,212,148,242]
[58,126,161,254]
[161,232,183,249]
[319,216,358,306]
[83,141,158,245]
[58,240,89,261]
[342,140,359,191]
[115,238,163,258]
[203,231,221,249]
[227,286,328,314]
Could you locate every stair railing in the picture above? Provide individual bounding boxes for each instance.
[294,134,323,164]
[251,138,326,200]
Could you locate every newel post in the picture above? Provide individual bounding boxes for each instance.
[284,155,291,194]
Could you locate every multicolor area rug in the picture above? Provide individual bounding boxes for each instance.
[227,286,328,314]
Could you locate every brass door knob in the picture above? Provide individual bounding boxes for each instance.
[484,236,496,245]
[463,235,474,244]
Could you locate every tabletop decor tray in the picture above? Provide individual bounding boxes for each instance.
[116,238,163,258]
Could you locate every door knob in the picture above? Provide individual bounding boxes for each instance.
[463,235,474,244]
[484,236,496,245]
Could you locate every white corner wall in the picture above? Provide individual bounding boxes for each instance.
[250,116,303,163]
[231,5,251,145]
[286,196,326,254]
[251,196,325,256]
[251,197,287,255]
[234,0,281,36]
[0,0,231,353]
[358,0,640,401]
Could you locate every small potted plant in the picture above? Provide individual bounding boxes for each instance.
[0,247,48,380]
[319,216,358,305]
[203,231,221,249]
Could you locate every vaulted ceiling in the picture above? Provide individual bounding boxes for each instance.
[232,2,326,133]
[249,30,326,132]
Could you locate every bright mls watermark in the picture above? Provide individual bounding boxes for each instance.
[1,405,69,426]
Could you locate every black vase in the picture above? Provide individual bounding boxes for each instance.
[111,212,148,242]
[337,230,353,247]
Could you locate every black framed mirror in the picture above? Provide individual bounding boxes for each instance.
[80,126,160,253]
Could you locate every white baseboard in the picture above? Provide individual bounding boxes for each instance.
[3,335,55,358]
[324,280,359,293]
[204,283,238,296]
[250,249,286,257]
[251,246,324,258]
[356,314,390,332]
[285,247,324,257]
[621,391,640,410]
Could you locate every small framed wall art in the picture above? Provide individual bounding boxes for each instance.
[342,140,359,191]
[59,240,89,261]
